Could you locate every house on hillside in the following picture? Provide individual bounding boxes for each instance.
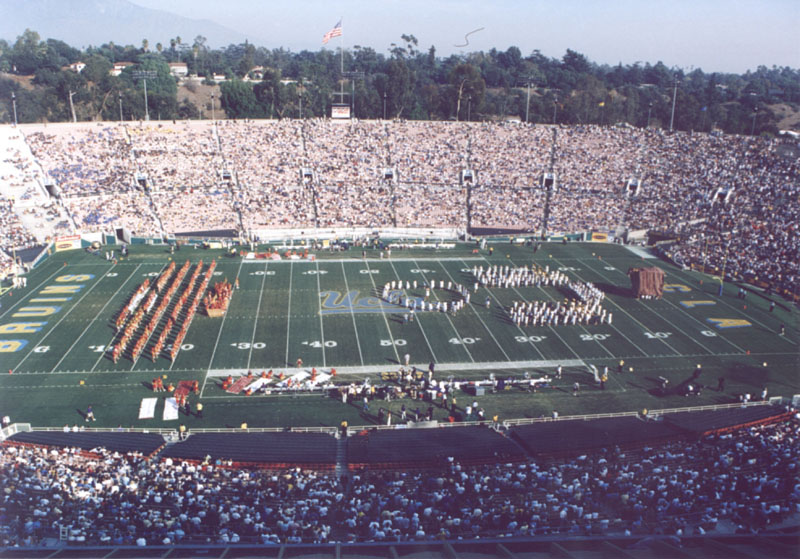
[247,66,264,81]
[169,63,188,79]
[110,62,135,77]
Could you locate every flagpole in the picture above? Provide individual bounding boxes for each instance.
[340,17,344,105]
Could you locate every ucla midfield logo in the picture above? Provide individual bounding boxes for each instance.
[320,290,421,315]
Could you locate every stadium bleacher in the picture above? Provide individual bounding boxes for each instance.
[6,430,165,456]
[3,121,796,296]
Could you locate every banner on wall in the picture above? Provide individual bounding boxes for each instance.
[54,235,81,252]
[331,104,351,119]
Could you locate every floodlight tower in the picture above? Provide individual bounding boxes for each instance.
[133,70,157,121]
[552,94,558,124]
[523,79,532,123]
[68,90,77,123]
[11,92,18,126]
[540,127,558,239]
[669,74,679,132]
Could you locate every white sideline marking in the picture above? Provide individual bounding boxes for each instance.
[206,359,587,378]
[623,245,656,259]
[240,257,486,264]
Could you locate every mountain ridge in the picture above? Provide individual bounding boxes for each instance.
[0,0,250,49]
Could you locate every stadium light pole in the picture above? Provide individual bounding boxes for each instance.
[751,107,758,136]
[210,92,215,121]
[540,127,558,240]
[133,70,157,121]
[11,92,17,126]
[118,91,123,121]
[383,92,387,120]
[68,90,77,123]
[525,81,531,123]
[298,89,302,119]
[552,95,558,124]
[343,70,364,118]
[669,75,679,132]
[143,78,150,121]
[646,102,652,128]
[467,95,471,121]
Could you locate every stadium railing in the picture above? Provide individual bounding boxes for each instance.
[13,400,781,437]
[0,422,31,441]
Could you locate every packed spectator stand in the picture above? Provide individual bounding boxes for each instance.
[1,119,796,296]
[1,403,797,548]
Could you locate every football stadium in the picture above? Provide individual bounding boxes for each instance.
[1,115,798,557]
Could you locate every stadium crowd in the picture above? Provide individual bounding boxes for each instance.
[2,120,796,293]
[1,418,797,547]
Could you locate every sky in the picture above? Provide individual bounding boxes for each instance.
[129,0,799,74]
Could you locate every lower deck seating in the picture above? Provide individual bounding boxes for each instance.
[5,431,165,456]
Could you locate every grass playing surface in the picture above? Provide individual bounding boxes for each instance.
[1,241,797,431]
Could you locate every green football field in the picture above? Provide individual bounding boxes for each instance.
[0,241,797,430]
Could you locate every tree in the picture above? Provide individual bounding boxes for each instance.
[562,49,591,74]
[83,54,112,85]
[219,79,260,118]
[11,29,45,74]
[121,55,177,120]
[447,63,485,120]
[253,68,288,118]
[236,41,256,78]
[177,97,199,119]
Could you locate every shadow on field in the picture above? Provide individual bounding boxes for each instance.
[594,282,631,297]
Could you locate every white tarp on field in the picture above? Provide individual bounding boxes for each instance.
[163,397,180,421]
[138,398,158,419]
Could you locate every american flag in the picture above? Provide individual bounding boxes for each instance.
[322,20,342,44]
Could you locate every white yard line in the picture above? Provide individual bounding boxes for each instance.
[436,260,511,360]
[340,261,365,366]
[411,258,475,363]
[387,260,439,363]
[90,262,170,373]
[364,260,401,364]
[246,260,269,369]
[51,263,141,373]
[315,260,327,368]
[284,261,294,367]
[198,258,244,396]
